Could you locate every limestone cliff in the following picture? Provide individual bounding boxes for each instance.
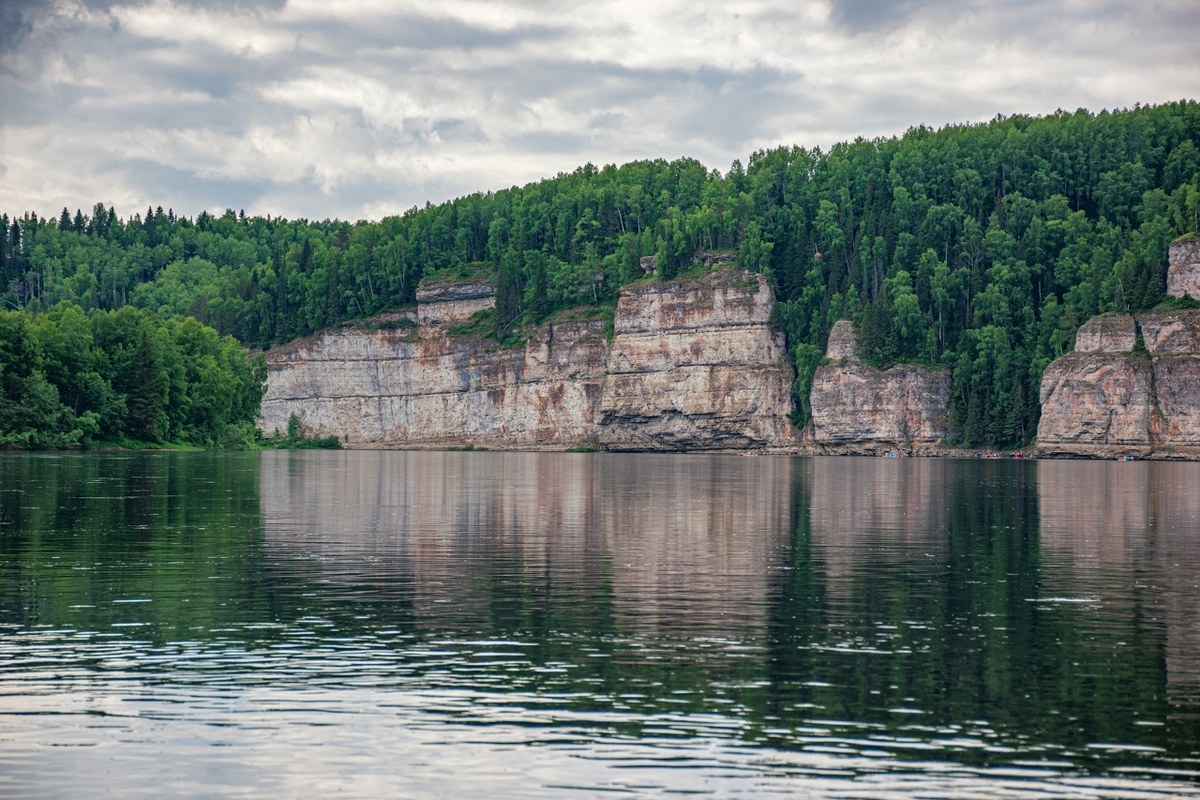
[598,270,796,451]
[260,268,797,451]
[806,321,952,453]
[1037,309,1200,458]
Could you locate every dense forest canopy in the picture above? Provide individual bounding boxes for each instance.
[0,305,266,448]
[4,102,1200,448]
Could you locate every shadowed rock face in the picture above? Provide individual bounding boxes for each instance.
[260,268,797,451]
[808,322,951,451]
[1037,309,1200,457]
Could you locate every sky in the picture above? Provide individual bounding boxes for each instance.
[1,0,1197,222]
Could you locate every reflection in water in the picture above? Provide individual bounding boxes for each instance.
[259,451,791,645]
[807,457,950,593]
[1038,461,1200,706]
[1,451,1199,798]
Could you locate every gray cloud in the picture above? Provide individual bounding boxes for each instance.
[0,2,37,55]
[0,0,1196,221]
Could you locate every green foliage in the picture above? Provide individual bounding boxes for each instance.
[260,412,342,449]
[4,102,1200,447]
[0,303,265,448]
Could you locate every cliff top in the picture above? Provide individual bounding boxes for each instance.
[417,262,496,292]
[621,262,760,295]
[1075,312,1136,352]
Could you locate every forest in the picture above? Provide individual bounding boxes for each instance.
[0,305,265,447]
[3,101,1200,447]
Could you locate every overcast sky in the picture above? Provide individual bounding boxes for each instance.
[1,0,1197,222]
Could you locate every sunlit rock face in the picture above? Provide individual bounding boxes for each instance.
[260,268,797,451]
[807,322,951,452]
[1036,308,1200,458]
[1167,236,1200,301]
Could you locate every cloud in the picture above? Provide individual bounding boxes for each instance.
[0,0,1196,221]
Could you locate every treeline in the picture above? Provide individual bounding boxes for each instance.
[0,305,266,448]
[4,102,1200,447]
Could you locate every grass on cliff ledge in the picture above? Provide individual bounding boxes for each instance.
[1152,295,1200,311]
[419,261,496,291]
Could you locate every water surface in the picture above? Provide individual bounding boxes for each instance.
[1,452,1199,797]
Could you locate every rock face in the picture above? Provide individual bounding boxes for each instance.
[598,270,796,451]
[807,323,952,452]
[1038,350,1154,450]
[1168,236,1200,301]
[260,268,797,451]
[415,282,496,325]
[1037,309,1200,457]
[1075,312,1137,352]
[824,320,858,359]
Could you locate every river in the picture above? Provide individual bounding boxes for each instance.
[1,451,1198,797]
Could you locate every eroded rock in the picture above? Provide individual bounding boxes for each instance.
[597,270,796,451]
[1037,353,1154,452]
[825,320,859,360]
[415,282,496,325]
[1137,309,1200,354]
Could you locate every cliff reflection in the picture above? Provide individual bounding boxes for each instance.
[1038,460,1200,707]
[258,451,791,644]
[806,457,950,595]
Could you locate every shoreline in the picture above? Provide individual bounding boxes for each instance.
[3,442,1196,461]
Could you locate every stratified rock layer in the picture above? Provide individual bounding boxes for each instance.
[598,270,795,451]
[260,268,797,451]
[1038,351,1154,449]
[807,323,952,453]
[1037,309,1200,458]
[415,282,496,324]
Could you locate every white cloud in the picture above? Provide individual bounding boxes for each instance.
[0,0,1196,220]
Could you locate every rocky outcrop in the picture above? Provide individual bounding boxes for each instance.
[598,270,796,451]
[261,318,608,449]
[1037,349,1154,452]
[806,323,952,453]
[1074,312,1137,353]
[1037,309,1200,458]
[824,320,858,359]
[1168,236,1200,301]
[415,281,495,325]
[260,268,797,451]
